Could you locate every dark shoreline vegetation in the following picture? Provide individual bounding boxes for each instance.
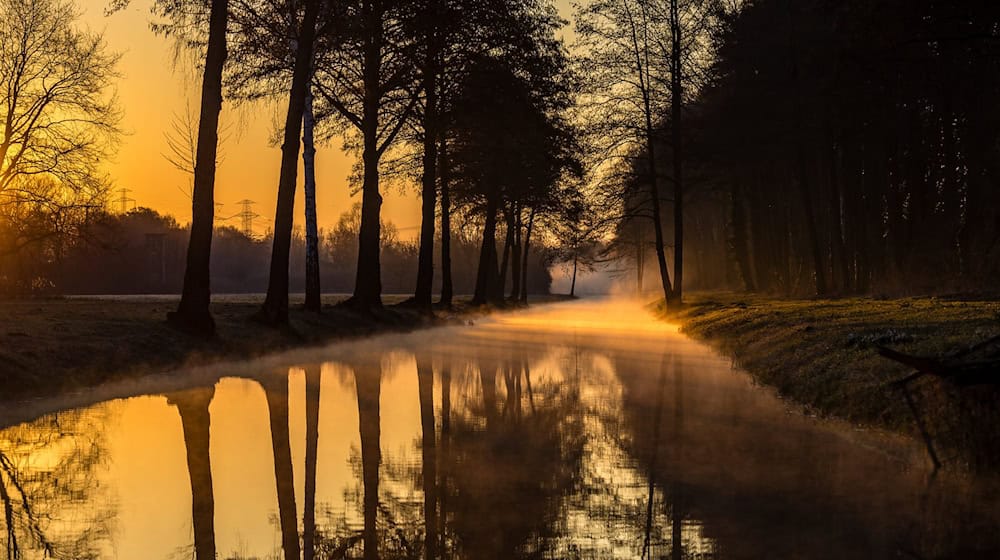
[664,292,1000,471]
[0,294,569,401]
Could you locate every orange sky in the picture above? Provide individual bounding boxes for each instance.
[81,0,573,239]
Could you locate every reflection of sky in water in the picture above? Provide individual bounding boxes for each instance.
[1,299,998,559]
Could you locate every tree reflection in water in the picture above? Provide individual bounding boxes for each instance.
[261,374,302,560]
[6,305,994,559]
[0,408,111,559]
[166,387,216,560]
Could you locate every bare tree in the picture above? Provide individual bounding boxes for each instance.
[111,0,232,333]
[574,0,675,305]
[0,0,121,202]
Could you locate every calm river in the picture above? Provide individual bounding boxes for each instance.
[1,299,998,559]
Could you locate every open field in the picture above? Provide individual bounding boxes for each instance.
[666,292,1000,469]
[0,294,562,400]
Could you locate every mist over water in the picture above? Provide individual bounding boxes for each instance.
[1,299,998,559]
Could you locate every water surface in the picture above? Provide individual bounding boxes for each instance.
[1,299,998,559]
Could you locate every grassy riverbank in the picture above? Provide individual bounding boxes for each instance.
[662,293,1000,469]
[0,294,555,400]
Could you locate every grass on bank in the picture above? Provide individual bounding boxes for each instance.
[0,294,557,400]
[661,292,1000,469]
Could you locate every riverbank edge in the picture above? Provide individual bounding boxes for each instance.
[1,294,570,401]
[658,292,1000,469]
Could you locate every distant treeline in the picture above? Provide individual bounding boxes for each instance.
[0,206,552,296]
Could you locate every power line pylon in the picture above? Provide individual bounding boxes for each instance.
[234,199,259,239]
[115,188,136,214]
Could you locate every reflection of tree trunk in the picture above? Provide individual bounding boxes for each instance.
[479,362,498,429]
[304,367,321,560]
[524,361,536,414]
[262,376,301,560]
[355,363,382,560]
[167,387,217,560]
[670,355,684,560]
[1,462,20,559]
[416,356,438,560]
[439,364,451,555]
[642,362,668,560]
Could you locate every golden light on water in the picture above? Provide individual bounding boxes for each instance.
[0,299,996,558]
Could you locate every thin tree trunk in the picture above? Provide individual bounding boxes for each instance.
[786,0,827,296]
[439,364,451,556]
[730,181,755,291]
[519,207,535,304]
[303,79,321,312]
[570,256,577,297]
[170,0,228,334]
[497,207,514,302]
[828,140,849,293]
[668,0,684,306]
[413,8,439,310]
[257,0,321,324]
[509,203,522,300]
[438,136,453,307]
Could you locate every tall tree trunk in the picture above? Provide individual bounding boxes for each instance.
[786,0,827,296]
[730,182,755,291]
[796,153,828,295]
[570,255,578,297]
[303,80,321,312]
[519,207,536,304]
[413,10,439,310]
[438,136,453,307]
[416,356,438,560]
[169,0,228,334]
[257,0,321,324]
[303,366,321,560]
[263,376,301,560]
[355,363,382,560]
[473,191,500,305]
[168,388,217,560]
[668,0,684,306]
[497,206,514,302]
[828,140,850,293]
[509,203,522,300]
[352,0,384,310]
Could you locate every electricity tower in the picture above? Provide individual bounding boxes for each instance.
[231,199,259,239]
[115,188,136,214]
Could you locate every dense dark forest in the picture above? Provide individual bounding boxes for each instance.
[602,0,1000,297]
